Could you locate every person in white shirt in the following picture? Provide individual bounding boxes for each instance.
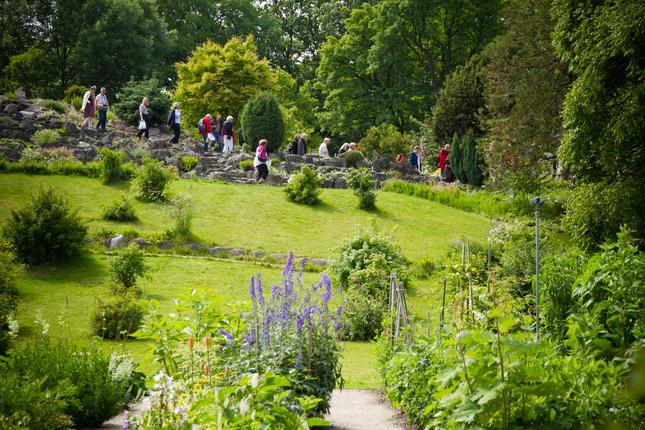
[95,87,109,131]
[167,102,181,143]
[319,137,331,159]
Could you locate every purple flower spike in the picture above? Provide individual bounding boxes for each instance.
[321,274,332,303]
[271,284,280,299]
[257,274,265,306]
[296,257,307,284]
[220,328,234,340]
[295,351,303,370]
[249,275,256,300]
[296,315,303,334]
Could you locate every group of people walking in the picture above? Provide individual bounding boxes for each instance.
[196,114,237,154]
[80,86,109,131]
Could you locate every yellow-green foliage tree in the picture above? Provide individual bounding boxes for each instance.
[174,36,276,130]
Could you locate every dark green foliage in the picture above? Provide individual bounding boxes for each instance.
[346,168,376,210]
[38,99,67,114]
[63,84,86,103]
[340,150,365,168]
[241,91,285,152]
[552,0,645,247]
[135,158,173,202]
[357,124,409,158]
[109,244,148,289]
[3,188,87,264]
[568,229,645,359]
[461,129,484,186]
[102,196,137,222]
[563,181,642,252]
[100,147,122,184]
[284,166,322,205]
[430,54,486,148]
[0,240,23,355]
[340,288,385,341]
[0,159,103,178]
[112,78,171,126]
[0,338,144,428]
[91,296,144,339]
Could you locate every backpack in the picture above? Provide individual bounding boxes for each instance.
[197,118,206,133]
[223,120,233,137]
[287,140,297,154]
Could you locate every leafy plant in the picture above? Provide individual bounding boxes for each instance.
[0,240,24,355]
[239,159,254,171]
[38,99,67,114]
[241,91,285,152]
[109,244,148,289]
[112,78,171,126]
[3,187,87,264]
[357,124,408,158]
[102,196,137,222]
[63,84,86,103]
[346,168,376,210]
[32,129,61,146]
[179,155,198,172]
[100,147,122,184]
[91,295,144,339]
[169,195,193,238]
[341,288,385,341]
[340,150,365,168]
[284,166,322,205]
[135,158,173,202]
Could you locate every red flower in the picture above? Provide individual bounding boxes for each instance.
[188,336,194,349]
[204,336,209,347]
[203,364,209,375]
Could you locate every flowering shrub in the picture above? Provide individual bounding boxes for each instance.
[134,256,343,426]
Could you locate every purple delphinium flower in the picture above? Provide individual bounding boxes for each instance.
[271,284,280,299]
[249,275,256,300]
[257,274,265,306]
[283,252,295,295]
[296,315,304,334]
[296,257,307,284]
[321,273,332,303]
[219,328,234,341]
[261,316,273,346]
[244,329,256,347]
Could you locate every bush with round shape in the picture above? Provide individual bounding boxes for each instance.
[358,124,409,158]
[109,244,148,289]
[135,158,173,202]
[341,288,386,341]
[284,166,322,205]
[347,168,376,210]
[70,97,83,112]
[3,188,87,264]
[38,99,67,114]
[102,196,137,222]
[241,91,285,152]
[100,147,122,184]
[91,296,144,339]
[239,159,254,171]
[32,129,60,146]
[340,150,365,168]
[112,78,171,127]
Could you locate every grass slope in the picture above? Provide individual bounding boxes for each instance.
[15,252,436,388]
[0,173,487,260]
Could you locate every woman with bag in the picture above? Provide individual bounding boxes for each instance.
[80,86,96,129]
[167,102,181,143]
[136,97,151,140]
[254,139,270,183]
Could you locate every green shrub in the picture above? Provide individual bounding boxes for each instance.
[0,240,24,355]
[0,116,19,128]
[3,188,87,264]
[240,91,285,152]
[413,256,435,279]
[119,161,138,181]
[284,166,322,205]
[102,196,137,222]
[112,78,171,126]
[32,128,60,146]
[1,338,144,428]
[135,158,173,202]
[0,372,74,430]
[461,128,484,186]
[63,84,86,103]
[38,99,67,114]
[347,168,376,210]
[109,244,148,289]
[179,155,198,172]
[70,96,83,112]
[91,296,144,339]
[358,124,409,157]
[340,150,365,168]
[100,147,122,184]
[239,159,254,171]
[341,288,386,341]
[330,227,409,301]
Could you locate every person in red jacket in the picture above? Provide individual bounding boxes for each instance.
[199,114,212,154]
[436,144,452,181]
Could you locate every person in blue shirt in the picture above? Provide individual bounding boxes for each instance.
[409,146,422,171]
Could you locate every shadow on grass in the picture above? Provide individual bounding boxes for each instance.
[313,199,340,213]
[25,253,107,285]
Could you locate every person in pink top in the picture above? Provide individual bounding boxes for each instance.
[199,114,212,154]
[254,139,269,183]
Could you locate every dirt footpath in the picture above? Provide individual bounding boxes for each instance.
[324,389,410,430]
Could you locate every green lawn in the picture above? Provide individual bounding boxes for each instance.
[14,252,436,387]
[0,173,488,260]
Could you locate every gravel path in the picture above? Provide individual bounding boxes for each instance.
[324,389,409,430]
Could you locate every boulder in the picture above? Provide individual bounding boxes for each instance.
[210,246,229,255]
[310,258,328,267]
[270,253,289,262]
[108,234,125,249]
[249,251,266,259]
[228,248,245,256]
[181,242,205,251]
[157,241,173,250]
[4,104,19,114]
[130,238,150,249]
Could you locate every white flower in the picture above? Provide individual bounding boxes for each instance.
[7,314,20,339]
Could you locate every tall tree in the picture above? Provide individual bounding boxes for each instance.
[552,0,645,248]
[174,36,276,128]
[481,0,570,193]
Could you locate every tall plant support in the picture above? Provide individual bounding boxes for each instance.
[439,277,447,336]
[467,241,475,325]
[530,197,545,340]
[389,272,412,345]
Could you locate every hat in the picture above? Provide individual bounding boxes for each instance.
[226,116,233,122]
